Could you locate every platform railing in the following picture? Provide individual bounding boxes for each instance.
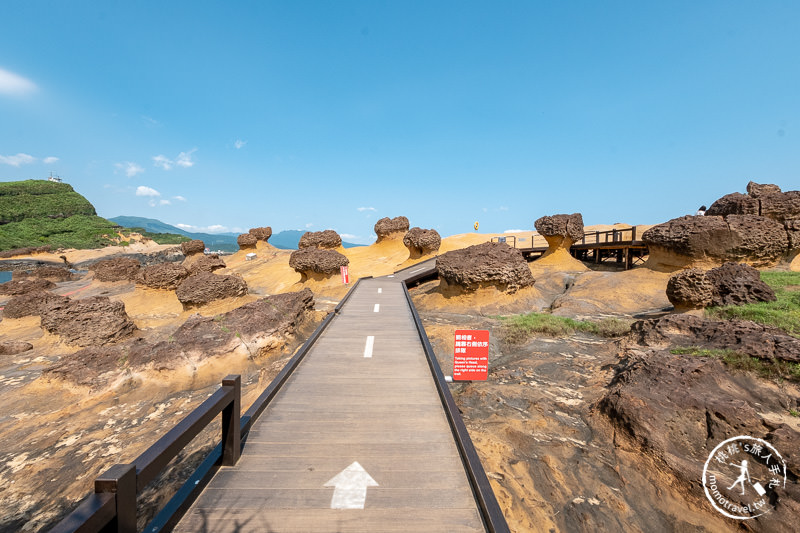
[579,226,637,245]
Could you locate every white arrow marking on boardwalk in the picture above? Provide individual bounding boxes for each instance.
[364,335,375,358]
[377,288,382,294]
[324,462,378,509]
[373,303,380,313]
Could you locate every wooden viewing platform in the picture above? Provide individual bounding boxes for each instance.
[50,262,506,533]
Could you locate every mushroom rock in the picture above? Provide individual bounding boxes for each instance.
[0,278,55,295]
[642,215,788,270]
[4,290,70,319]
[298,230,342,250]
[248,226,272,242]
[374,216,410,242]
[666,263,776,311]
[175,271,248,309]
[89,257,141,282]
[534,213,585,258]
[436,242,535,294]
[403,227,441,258]
[137,263,191,290]
[665,268,713,311]
[705,193,760,217]
[181,239,205,256]
[40,296,137,347]
[185,253,226,274]
[237,233,258,250]
[289,248,349,281]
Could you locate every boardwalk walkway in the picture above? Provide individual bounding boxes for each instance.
[174,271,487,532]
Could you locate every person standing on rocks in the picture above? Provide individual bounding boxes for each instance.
[695,205,707,216]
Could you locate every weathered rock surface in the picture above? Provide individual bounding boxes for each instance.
[89,257,141,282]
[175,272,248,308]
[44,289,314,386]
[0,341,33,355]
[747,180,782,198]
[627,313,800,363]
[600,346,800,532]
[289,248,349,276]
[184,253,226,274]
[137,263,191,290]
[666,262,776,310]
[75,248,183,270]
[534,213,585,242]
[666,268,713,310]
[248,227,272,241]
[298,230,342,250]
[374,216,410,242]
[3,291,69,319]
[643,215,789,269]
[40,296,137,347]
[436,242,534,294]
[0,278,55,295]
[705,192,760,217]
[13,266,74,282]
[180,239,205,256]
[237,233,258,250]
[760,190,800,224]
[403,227,441,258]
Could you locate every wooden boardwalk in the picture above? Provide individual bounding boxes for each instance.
[174,273,486,532]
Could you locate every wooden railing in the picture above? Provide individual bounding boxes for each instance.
[49,375,241,533]
[578,227,637,245]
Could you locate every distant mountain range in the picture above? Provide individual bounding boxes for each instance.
[109,216,361,251]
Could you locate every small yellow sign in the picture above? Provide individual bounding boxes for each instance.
[474,221,479,231]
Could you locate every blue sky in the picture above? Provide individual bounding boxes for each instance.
[1,1,798,244]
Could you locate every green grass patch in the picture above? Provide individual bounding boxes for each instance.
[705,271,800,337]
[670,346,800,382]
[0,215,121,250]
[500,312,632,344]
[0,180,96,224]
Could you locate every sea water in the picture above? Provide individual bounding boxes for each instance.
[0,271,11,283]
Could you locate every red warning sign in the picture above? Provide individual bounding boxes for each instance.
[340,265,349,284]
[453,329,489,381]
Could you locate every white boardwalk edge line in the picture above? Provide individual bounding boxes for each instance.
[373,304,380,313]
[324,461,378,510]
[408,268,424,274]
[364,335,375,358]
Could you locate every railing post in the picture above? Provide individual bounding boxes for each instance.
[632,226,637,241]
[95,464,136,533]
[221,375,241,466]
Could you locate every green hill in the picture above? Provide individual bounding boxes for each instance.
[0,179,127,251]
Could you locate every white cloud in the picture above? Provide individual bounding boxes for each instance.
[340,233,359,240]
[234,139,246,149]
[0,153,36,166]
[499,206,509,211]
[357,207,377,212]
[159,199,171,205]
[176,148,197,168]
[305,222,314,228]
[142,116,161,127]
[116,161,145,177]
[136,185,161,197]
[176,223,194,230]
[176,223,234,234]
[153,148,197,170]
[153,155,173,170]
[173,195,187,202]
[0,67,37,96]
[504,229,525,233]
[43,156,59,165]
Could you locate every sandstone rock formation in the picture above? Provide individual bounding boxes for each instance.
[289,248,349,280]
[436,242,535,294]
[185,253,226,274]
[0,341,33,355]
[0,278,55,295]
[534,213,584,259]
[44,289,314,386]
[89,257,141,282]
[3,291,69,319]
[13,266,74,282]
[642,215,789,269]
[746,180,782,198]
[137,263,191,290]
[298,230,342,250]
[40,296,137,347]
[180,239,205,256]
[237,233,258,250]
[403,227,441,258]
[705,192,759,217]
[175,272,248,308]
[248,227,272,242]
[666,262,776,310]
[374,216,410,242]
